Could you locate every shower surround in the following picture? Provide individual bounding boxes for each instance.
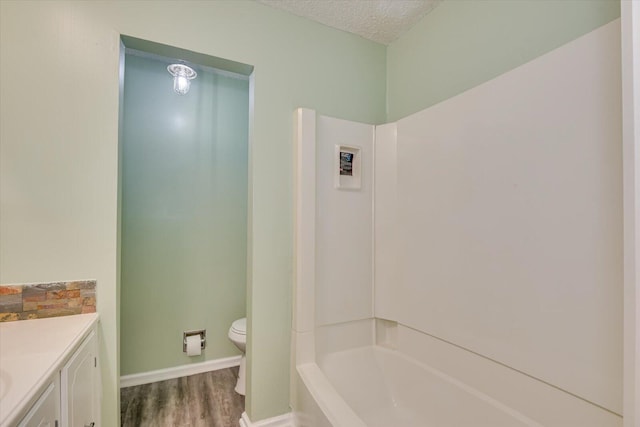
[292,19,622,427]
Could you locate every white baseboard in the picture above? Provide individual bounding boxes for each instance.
[120,355,241,388]
[239,411,297,427]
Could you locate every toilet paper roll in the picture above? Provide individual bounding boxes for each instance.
[186,334,202,356]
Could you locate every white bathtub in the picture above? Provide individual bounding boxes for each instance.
[295,330,622,427]
[297,345,541,427]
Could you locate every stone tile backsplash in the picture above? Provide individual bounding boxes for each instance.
[0,280,96,322]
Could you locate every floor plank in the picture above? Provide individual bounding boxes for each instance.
[121,367,244,427]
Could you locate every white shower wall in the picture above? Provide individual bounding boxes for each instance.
[373,123,398,322]
[315,115,374,327]
[375,19,622,415]
[292,109,376,379]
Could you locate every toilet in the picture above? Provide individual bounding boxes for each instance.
[228,317,247,395]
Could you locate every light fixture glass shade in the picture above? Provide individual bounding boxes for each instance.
[174,75,190,95]
[167,64,197,95]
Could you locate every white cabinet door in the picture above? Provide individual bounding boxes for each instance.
[61,330,99,427]
[18,379,60,427]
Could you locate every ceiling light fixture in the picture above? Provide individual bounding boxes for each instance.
[167,63,197,95]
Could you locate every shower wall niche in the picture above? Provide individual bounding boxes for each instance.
[120,49,250,375]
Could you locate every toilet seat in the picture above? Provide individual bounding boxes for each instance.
[230,317,246,335]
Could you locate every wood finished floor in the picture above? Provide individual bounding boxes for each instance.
[120,367,244,427]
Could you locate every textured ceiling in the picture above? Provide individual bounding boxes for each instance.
[257,0,441,45]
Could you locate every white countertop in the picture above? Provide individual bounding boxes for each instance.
[0,313,99,427]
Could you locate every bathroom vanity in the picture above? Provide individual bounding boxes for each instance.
[0,313,100,427]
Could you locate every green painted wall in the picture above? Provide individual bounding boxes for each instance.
[120,53,249,374]
[0,1,385,424]
[386,0,621,121]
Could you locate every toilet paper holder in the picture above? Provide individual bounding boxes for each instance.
[183,329,206,352]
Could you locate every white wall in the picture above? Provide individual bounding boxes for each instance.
[377,20,623,414]
[622,1,640,426]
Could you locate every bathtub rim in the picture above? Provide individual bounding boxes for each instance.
[296,362,367,427]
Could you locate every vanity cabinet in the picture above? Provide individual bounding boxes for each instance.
[15,326,99,427]
[61,330,99,427]
[17,380,60,427]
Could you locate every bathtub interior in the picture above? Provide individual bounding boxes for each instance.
[318,345,539,427]
[307,319,541,427]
